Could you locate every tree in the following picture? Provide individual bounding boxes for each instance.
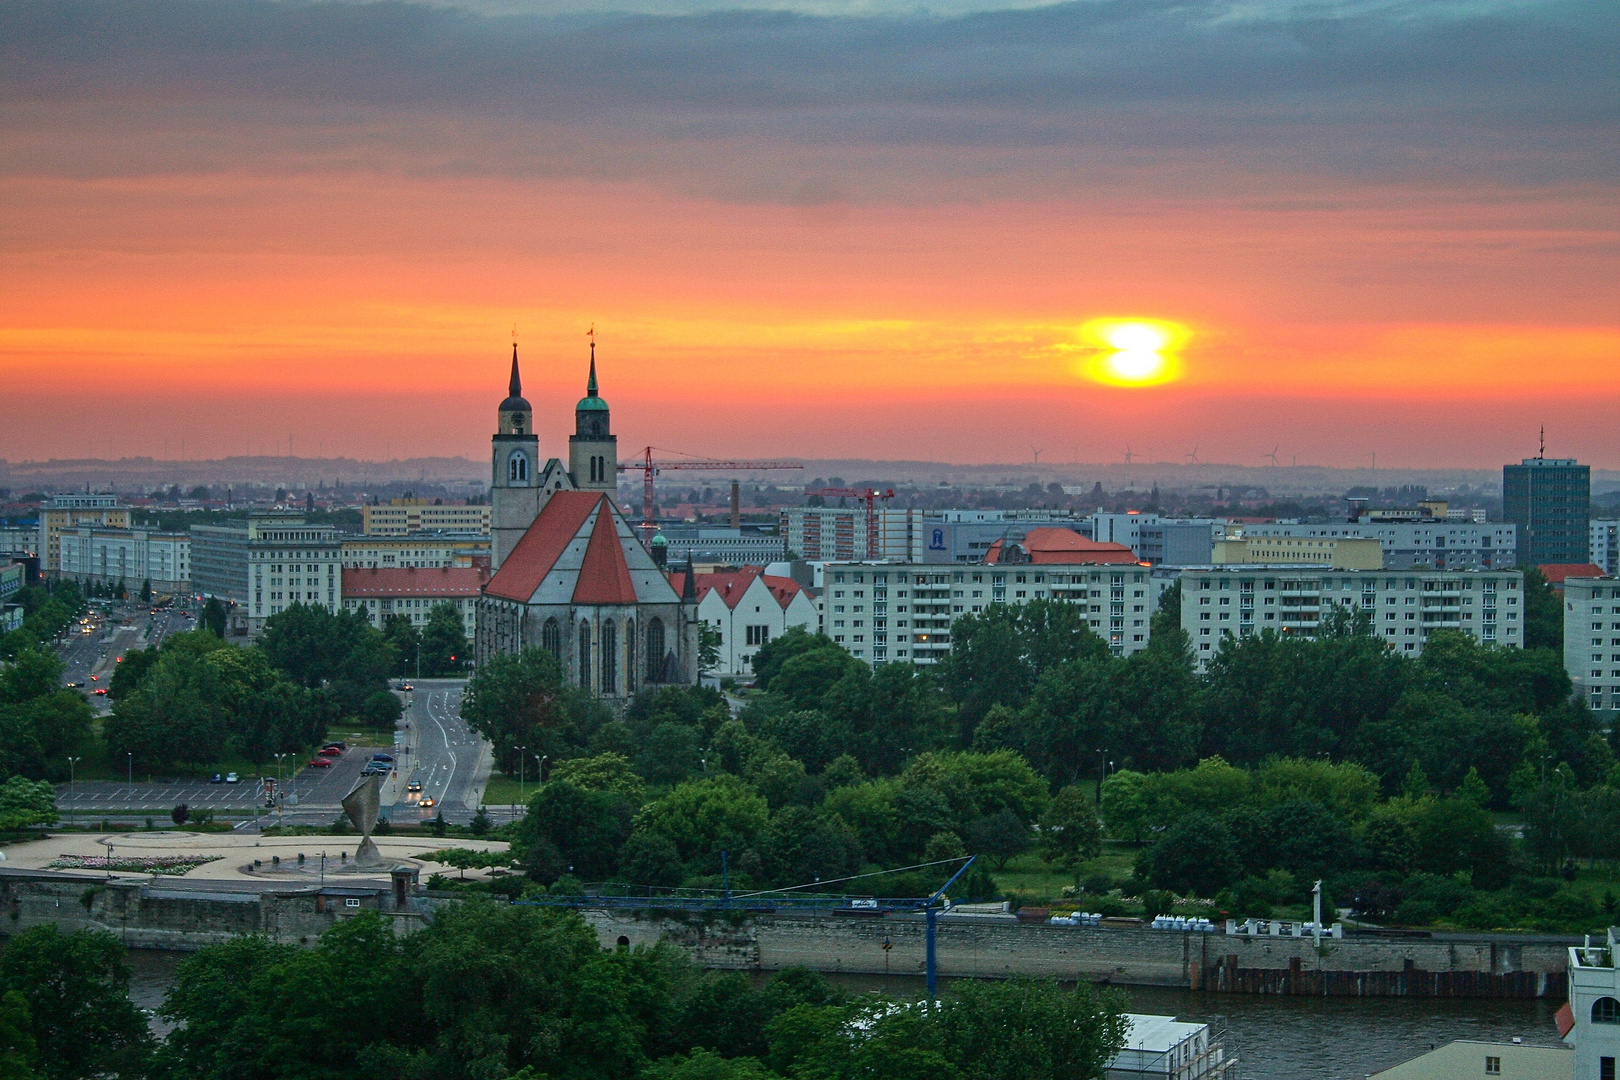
[200,597,227,637]
[750,628,840,691]
[0,927,152,1080]
[138,580,151,603]
[899,750,1050,837]
[1039,785,1102,878]
[636,775,770,866]
[551,753,646,802]
[514,781,634,883]
[382,614,421,677]
[966,809,1030,870]
[419,603,469,675]
[0,779,56,831]
[360,689,403,728]
[461,648,571,771]
[698,624,723,676]
[0,990,39,1080]
[1138,812,1242,897]
[1521,567,1563,651]
[0,651,61,707]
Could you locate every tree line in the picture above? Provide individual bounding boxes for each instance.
[0,909,1129,1080]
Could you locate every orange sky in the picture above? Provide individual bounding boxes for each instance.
[2,0,1617,469]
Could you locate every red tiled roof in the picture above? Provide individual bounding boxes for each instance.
[573,503,638,605]
[1555,1000,1575,1039]
[1539,563,1605,586]
[342,566,487,598]
[984,528,1139,565]
[483,491,603,602]
[683,566,807,610]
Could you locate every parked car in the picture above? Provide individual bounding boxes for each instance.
[317,747,342,758]
[210,774,223,784]
[371,754,394,764]
[308,757,333,769]
[224,772,239,784]
[323,741,347,752]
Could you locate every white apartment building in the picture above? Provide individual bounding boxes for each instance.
[58,527,190,595]
[780,507,924,562]
[1562,575,1620,715]
[1239,520,1516,570]
[340,533,490,569]
[1591,521,1620,578]
[361,501,491,536]
[342,566,485,639]
[1179,566,1523,669]
[246,517,342,634]
[678,566,817,676]
[37,494,129,575]
[1563,929,1620,1080]
[817,561,1167,666]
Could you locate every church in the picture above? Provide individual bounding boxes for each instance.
[474,341,699,696]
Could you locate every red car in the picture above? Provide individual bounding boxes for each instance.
[317,747,342,758]
[92,689,107,696]
[308,757,333,768]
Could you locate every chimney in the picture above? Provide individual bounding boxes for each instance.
[730,480,741,528]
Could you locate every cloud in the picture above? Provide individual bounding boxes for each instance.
[0,0,1614,201]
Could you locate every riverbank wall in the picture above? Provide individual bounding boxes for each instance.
[580,910,1572,999]
[0,869,1573,998]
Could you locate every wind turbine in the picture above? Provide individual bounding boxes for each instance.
[1031,446,1044,466]
[1184,445,1200,465]
[1263,445,1280,467]
[1123,445,1136,465]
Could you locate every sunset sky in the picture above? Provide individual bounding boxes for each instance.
[2,0,1616,469]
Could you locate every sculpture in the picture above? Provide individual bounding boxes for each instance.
[341,774,387,868]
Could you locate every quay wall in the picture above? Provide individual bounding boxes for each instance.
[581,910,1572,999]
[0,869,1572,999]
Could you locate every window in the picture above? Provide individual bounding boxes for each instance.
[578,622,592,688]
[508,451,529,483]
[1603,1057,1616,1080]
[344,898,361,908]
[646,619,665,680]
[601,620,617,695]
[1594,997,1620,1024]
[746,625,771,646]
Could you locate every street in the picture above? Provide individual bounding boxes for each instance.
[397,678,498,825]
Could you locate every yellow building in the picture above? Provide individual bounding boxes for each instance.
[361,500,490,536]
[1211,534,1382,570]
[38,495,130,576]
[341,534,490,569]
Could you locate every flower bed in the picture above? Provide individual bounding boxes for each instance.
[48,854,222,875]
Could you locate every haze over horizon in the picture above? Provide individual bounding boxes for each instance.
[3,0,1615,468]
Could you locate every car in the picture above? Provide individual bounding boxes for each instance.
[371,754,394,764]
[308,757,333,768]
[66,681,81,688]
[360,765,388,777]
[224,772,239,784]
[89,675,98,681]
[210,773,223,784]
[92,688,107,696]
[323,741,347,752]
[406,781,423,793]
[401,683,414,691]
[317,747,342,758]
[419,797,436,808]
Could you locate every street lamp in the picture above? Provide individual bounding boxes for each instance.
[535,754,545,789]
[273,753,289,826]
[126,752,133,806]
[66,756,81,817]
[516,745,527,804]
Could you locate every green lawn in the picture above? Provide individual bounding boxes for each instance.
[481,773,535,807]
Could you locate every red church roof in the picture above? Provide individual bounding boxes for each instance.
[484,491,603,602]
[573,503,638,605]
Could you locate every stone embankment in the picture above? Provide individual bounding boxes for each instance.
[0,868,1573,998]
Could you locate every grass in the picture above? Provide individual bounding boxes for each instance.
[481,773,535,807]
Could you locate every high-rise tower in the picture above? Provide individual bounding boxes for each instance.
[1504,437,1590,567]
[569,338,618,495]
[490,344,542,570]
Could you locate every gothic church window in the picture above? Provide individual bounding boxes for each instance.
[646,618,665,680]
[578,621,591,688]
[542,617,561,660]
[601,620,618,695]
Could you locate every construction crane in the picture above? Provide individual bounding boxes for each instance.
[619,447,802,541]
[805,487,896,560]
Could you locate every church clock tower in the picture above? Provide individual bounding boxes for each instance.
[568,339,619,495]
[490,343,542,570]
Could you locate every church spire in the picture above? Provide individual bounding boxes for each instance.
[509,342,522,399]
[587,341,598,398]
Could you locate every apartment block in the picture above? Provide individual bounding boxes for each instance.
[1562,575,1620,715]
[1591,521,1620,578]
[37,494,129,576]
[58,526,190,595]
[191,515,342,635]
[1211,534,1382,569]
[1504,456,1590,566]
[1179,566,1523,669]
[361,500,491,536]
[340,533,490,570]
[1238,520,1515,570]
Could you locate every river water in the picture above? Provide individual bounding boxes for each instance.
[125,951,1564,1079]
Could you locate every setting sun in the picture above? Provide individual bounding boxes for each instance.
[1074,318,1189,388]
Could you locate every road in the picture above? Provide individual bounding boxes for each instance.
[56,600,198,716]
[396,678,501,825]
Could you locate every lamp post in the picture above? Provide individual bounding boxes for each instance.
[516,746,526,804]
[126,752,133,808]
[66,756,81,821]
[535,754,545,789]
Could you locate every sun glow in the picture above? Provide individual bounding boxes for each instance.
[1076,318,1189,387]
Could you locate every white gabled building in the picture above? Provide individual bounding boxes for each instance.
[668,566,817,677]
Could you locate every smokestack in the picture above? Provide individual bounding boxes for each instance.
[730,480,741,528]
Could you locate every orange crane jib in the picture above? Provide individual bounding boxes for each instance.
[803,487,896,560]
[618,447,802,538]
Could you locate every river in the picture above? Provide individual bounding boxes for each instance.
[125,951,1565,1079]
